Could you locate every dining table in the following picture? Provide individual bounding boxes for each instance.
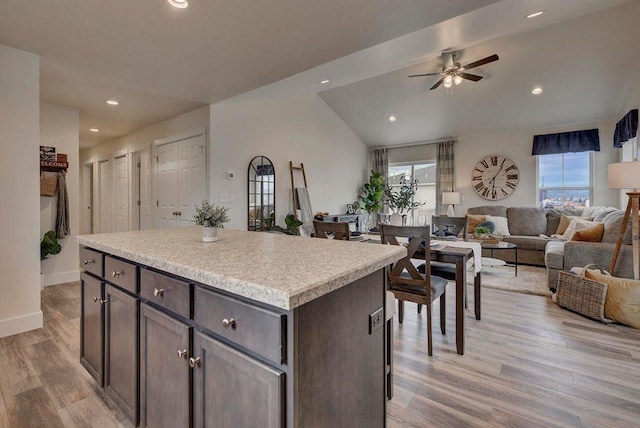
[360,234,480,355]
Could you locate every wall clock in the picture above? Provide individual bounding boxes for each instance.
[471,155,519,200]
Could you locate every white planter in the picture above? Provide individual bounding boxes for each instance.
[202,226,219,242]
[390,213,402,226]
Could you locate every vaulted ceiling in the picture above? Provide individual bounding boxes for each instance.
[0,0,637,148]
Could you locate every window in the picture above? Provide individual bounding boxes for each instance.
[537,152,592,210]
[388,161,436,224]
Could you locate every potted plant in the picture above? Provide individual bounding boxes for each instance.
[384,176,425,225]
[41,230,62,260]
[194,200,230,242]
[357,171,386,231]
[264,213,303,235]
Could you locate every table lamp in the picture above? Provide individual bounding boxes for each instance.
[608,161,640,279]
[442,192,460,217]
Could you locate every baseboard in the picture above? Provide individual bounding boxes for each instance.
[0,311,43,338]
[43,269,80,287]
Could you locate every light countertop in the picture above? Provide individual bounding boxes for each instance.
[77,227,405,310]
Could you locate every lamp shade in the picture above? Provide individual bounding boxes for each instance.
[608,161,640,189]
[442,192,460,205]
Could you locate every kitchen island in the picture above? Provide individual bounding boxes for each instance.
[77,227,405,428]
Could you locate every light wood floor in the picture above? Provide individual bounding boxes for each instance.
[1,282,639,427]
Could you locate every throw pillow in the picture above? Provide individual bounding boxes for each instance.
[486,215,510,236]
[562,219,600,241]
[556,215,594,235]
[570,223,605,242]
[585,270,640,329]
[467,214,486,233]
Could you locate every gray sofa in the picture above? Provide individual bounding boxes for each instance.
[467,205,633,290]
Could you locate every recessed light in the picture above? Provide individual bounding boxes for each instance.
[388,115,397,122]
[320,79,330,84]
[89,128,100,132]
[531,87,543,95]
[168,0,188,9]
[106,99,119,106]
[526,10,545,19]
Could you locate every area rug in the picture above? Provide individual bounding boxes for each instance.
[475,264,552,297]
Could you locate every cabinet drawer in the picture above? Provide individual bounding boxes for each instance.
[140,268,191,319]
[195,287,286,365]
[105,256,138,293]
[80,247,104,278]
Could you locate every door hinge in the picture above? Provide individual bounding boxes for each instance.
[137,200,141,206]
[156,200,159,207]
[136,162,141,168]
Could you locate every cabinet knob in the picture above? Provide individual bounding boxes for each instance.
[154,288,164,297]
[112,271,122,278]
[177,349,188,360]
[222,318,236,329]
[189,357,201,368]
[83,259,94,265]
[93,296,106,305]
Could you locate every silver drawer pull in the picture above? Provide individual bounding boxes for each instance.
[177,349,188,360]
[189,357,201,368]
[93,296,106,305]
[222,318,236,329]
[154,288,164,297]
[112,270,122,278]
[83,259,95,265]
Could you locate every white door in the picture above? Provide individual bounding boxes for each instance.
[178,135,207,226]
[114,155,129,232]
[139,150,152,230]
[99,160,112,233]
[156,143,180,228]
[155,134,207,228]
[83,163,94,234]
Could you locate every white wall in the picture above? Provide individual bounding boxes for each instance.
[0,45,42,337]
[211,93,369,230]
[40,103,80,286]
[454,121,619,215]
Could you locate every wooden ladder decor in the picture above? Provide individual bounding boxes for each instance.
[289,162,308,219]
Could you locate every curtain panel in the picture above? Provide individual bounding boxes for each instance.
[531,129,600,156]
[372,148,388,180]
[435,140,455,215]
[613,109,638,148]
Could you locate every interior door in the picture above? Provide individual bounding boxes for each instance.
[114,154,129,232]
[139,150,152,230]
[156,143,180,229]
[155,133,207,229]
[99,159,112,233]
[178,135,206,227]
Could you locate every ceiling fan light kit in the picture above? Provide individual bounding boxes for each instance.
[409,51,499,91]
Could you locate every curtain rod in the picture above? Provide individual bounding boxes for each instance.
[369,137,456,151]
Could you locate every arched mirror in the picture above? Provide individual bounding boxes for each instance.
[248,156,275,231]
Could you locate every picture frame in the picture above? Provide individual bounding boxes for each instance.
[346,204,355,214]
[40,146,56,161]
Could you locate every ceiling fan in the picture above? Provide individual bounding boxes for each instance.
[409,51,499,90]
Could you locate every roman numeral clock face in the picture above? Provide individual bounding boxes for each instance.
[471,155,519,200]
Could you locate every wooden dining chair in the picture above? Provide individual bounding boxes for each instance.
[313,220,351,240]
[380,224,448,356]
[431,215,469,240]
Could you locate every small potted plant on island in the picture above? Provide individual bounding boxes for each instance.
[194,200,230,242]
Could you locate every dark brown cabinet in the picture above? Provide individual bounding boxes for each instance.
[140,303,192,428]
[105,284,139,424]
[192,331,285,428]
[80,273,104,386]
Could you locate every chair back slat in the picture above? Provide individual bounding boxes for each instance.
[431,216,469,240]
[313,220,351,240]
[380,224,432,293]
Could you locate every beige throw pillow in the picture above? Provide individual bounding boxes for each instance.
[562,219,600,241]
[570,223,604,242]
[556,215,594,235]
[585,270,640,329]
[467,214,486,233]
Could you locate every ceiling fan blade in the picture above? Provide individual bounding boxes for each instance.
[430,77,445,90]
[408,72,441,78]
[458,72,483,82]
[462,54,499,70]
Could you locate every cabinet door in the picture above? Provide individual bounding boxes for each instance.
[80,273,104,386]
[193,332,284,428]
[140,303,191,428]
[104,285,139,424]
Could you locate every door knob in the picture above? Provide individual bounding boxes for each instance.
[177,349,188,360]
[189,357,201,368]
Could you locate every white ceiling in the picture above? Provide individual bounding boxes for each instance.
[1,0,636,148]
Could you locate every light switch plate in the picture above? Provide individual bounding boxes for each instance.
[369,307,384,334]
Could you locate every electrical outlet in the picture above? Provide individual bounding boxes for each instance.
[369,307,384,334]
